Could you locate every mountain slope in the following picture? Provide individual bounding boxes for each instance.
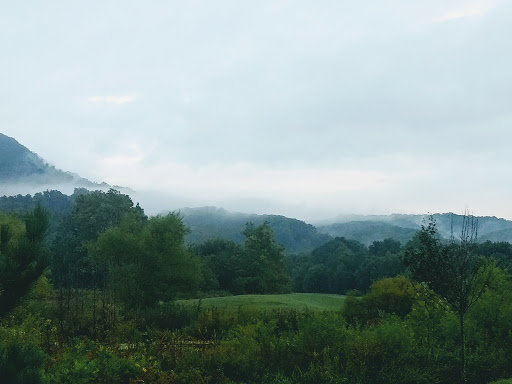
[317,221,417,246]
[179,206,332,255]
[317,213,512,244]
[0,133,110,194]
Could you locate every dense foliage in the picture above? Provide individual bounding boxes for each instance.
[180,207,332,254]
[289,237,406,294]
[0,205,50,317]
[403,215,495,383]
[1,192,512,383]
[192,222,291,295]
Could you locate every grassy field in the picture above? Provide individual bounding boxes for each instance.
[179,293,346,312]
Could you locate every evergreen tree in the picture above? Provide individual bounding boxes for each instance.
[0,205,50,317]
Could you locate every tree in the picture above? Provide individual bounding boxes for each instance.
[71,189,143,242]
[355,239,405,291]
[302,264,330,293]
[234,222,291,294]
[190,238,242,292]
[403,214,494,384]
[88,213,201,314]
[49,189,146,337]
[0,205,50,317]
[368,238,402,257]
[476,240,512,271]
[51,189,146,289]
[307,237,368,293]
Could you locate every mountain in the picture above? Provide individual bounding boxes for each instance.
[0,133,114,195]
[317,213,512,245]
[178,206,332,255]
[3,133,511,247]
[316,221,418,246]
[180,208,512,250]
[479,229,512,243]
[313,213,424,229]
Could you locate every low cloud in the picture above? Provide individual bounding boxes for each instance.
[87,95,136,104]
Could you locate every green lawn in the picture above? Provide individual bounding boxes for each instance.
[179,293,346,312]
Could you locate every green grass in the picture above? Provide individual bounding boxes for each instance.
[490,380,512,384]
[179,293,346,313]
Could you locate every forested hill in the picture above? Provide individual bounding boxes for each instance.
[317,221,418,246]
[178,206,332,255]
[0,133,109,193]
[317,213,512,244]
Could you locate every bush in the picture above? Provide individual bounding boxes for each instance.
[343,276,416,325]
[0,341,45,384]
[365,276,416,318]
[44,339,143,384]
[145,301,199,331]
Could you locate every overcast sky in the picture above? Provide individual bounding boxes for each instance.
[1,0,511,220]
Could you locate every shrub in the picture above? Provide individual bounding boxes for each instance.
[0,341,45,384]
[44,339,143,384]
[145,301,199,331]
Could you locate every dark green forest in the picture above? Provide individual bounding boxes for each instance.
[1,190,512,383]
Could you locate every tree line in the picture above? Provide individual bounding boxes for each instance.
[1,189,512,383]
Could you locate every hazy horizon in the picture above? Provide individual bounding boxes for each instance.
[1,174,507,224]
[2,1,511,221]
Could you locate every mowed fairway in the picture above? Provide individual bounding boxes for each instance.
[179,293,346,312]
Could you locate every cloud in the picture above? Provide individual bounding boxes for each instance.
[3,1,512,220]
[93,156,393,205]
[87,95,136,104]
[433,0,497,23]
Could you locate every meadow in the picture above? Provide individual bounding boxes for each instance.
[179,293,347,312]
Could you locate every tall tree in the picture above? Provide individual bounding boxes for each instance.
[51,189,146,289]
[403,214,494,384]
[49,189,146,337]
[89,213,201,314]
[191,238,242,292]
[234,222,291,294]
[71,189,143,242]
[304,237,368,293]
[0,205,50,317]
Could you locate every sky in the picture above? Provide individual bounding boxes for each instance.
[1,0,511,221]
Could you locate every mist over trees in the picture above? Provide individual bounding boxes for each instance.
[180,206,331,254]
[0,133,110,191]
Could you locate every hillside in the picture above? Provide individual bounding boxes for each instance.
[179,207,512,251]
[0,133,112,195]
[317,221,418,246]
[2,133,511,248]
[179,206,332,255]
[479,228,512,243]
[317,213,512,244]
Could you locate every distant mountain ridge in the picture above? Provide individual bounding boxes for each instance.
[177,207,512,253]
[317,221,418,246]
[316,213,512,245]
[177,206,332,255]
[0,133,118,195]
[2,133,511,247]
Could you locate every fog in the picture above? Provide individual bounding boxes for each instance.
[2,1,512,221]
